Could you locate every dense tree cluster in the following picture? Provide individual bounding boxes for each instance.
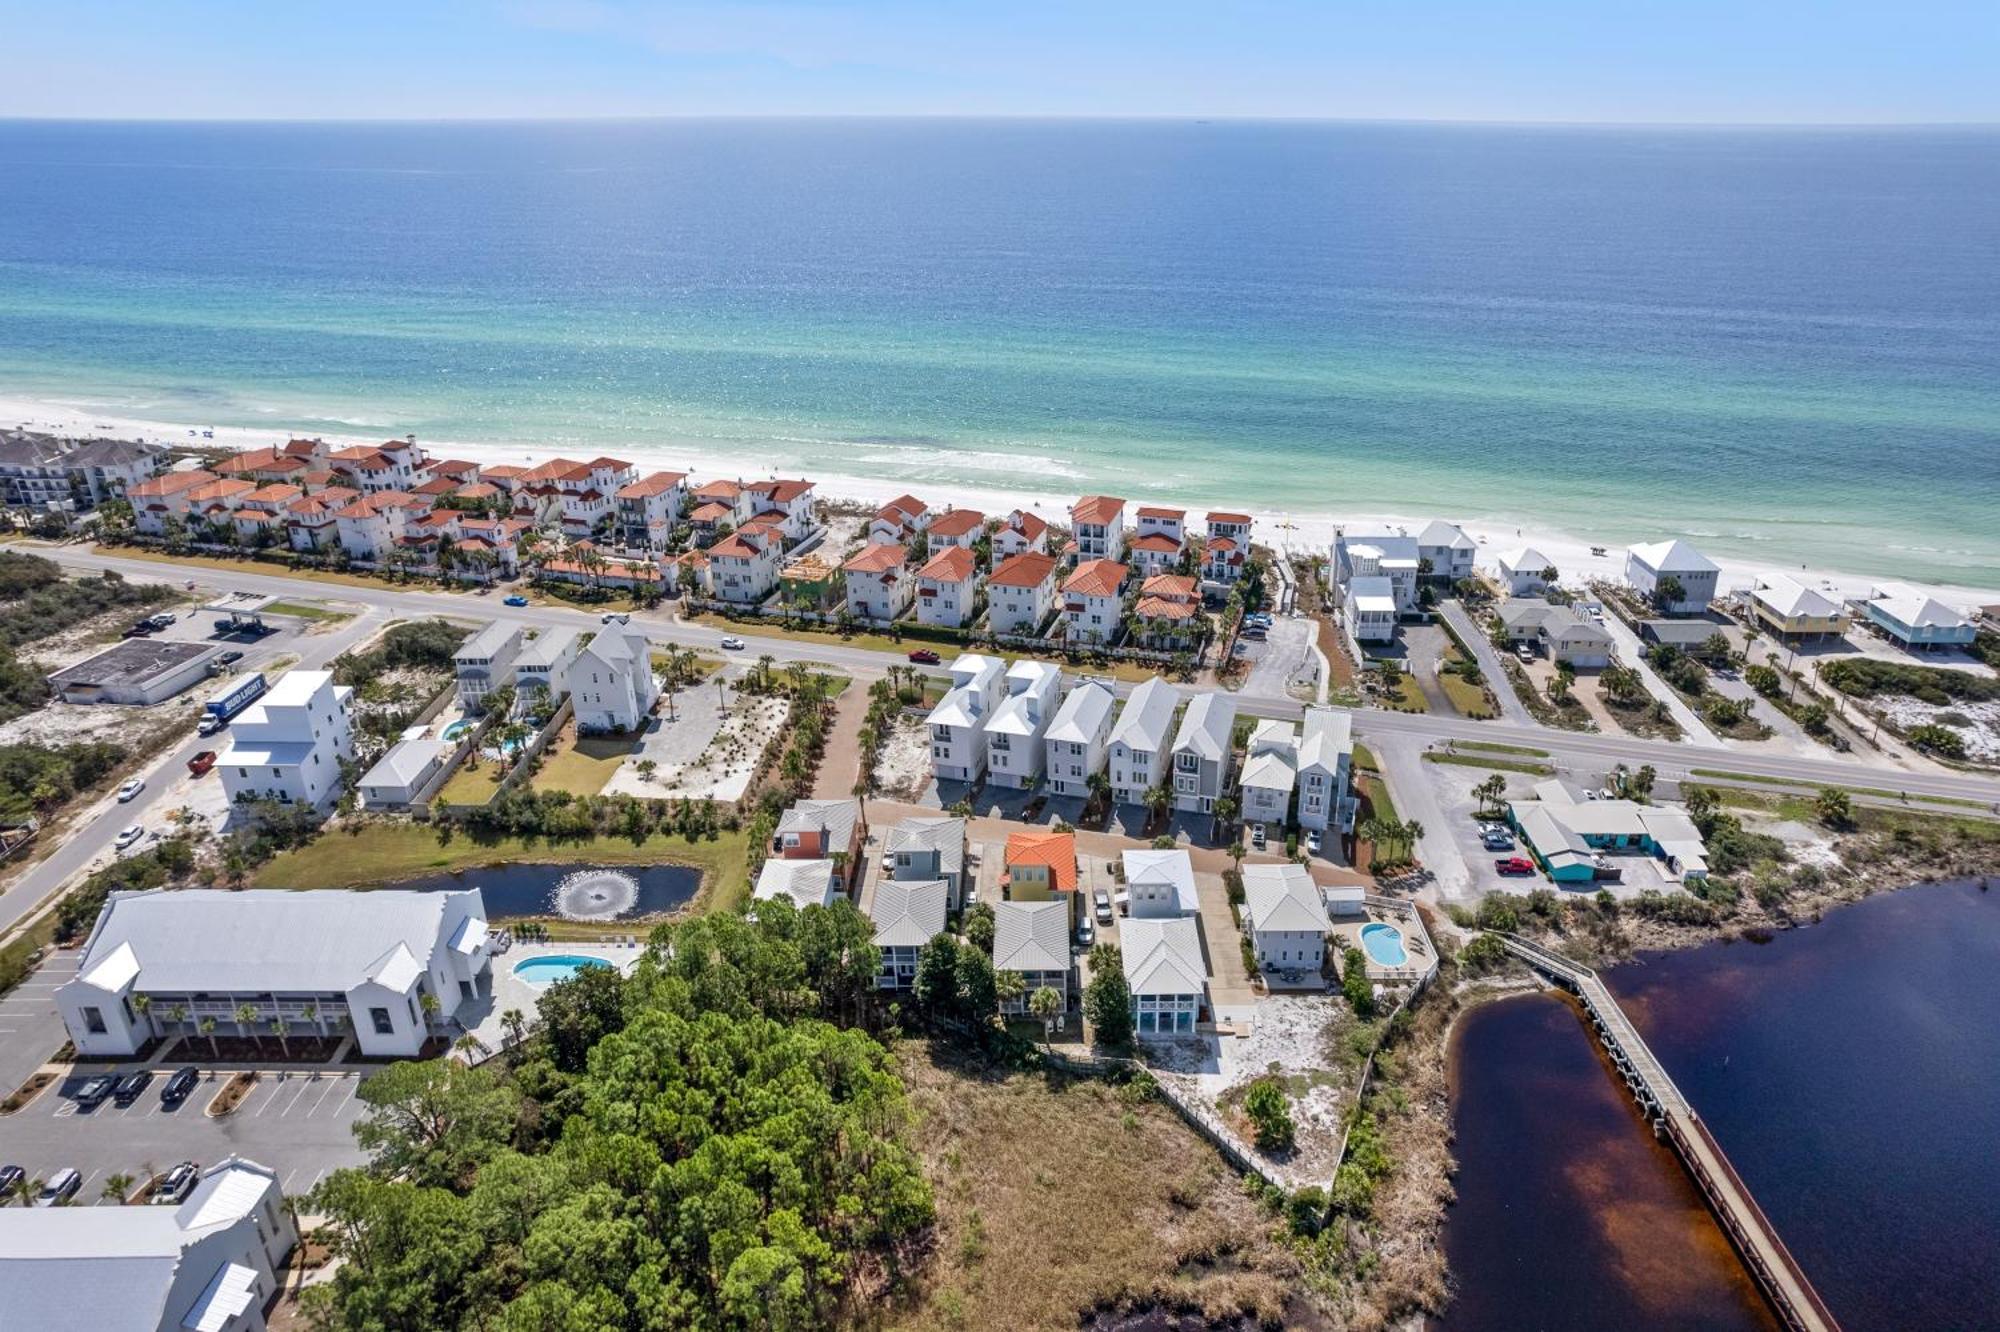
[305,902,931,1332]
[0,740,126,819]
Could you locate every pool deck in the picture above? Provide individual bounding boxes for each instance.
[1329,896,1439,983]
[457,939,645,1061]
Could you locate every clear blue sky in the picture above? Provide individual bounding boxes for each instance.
[3,0,1995,123]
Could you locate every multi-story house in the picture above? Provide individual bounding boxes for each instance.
[773,798,867,890]
[869,494,929,545]
[1002,830,1077,915]
[1069,494,1125,560]
[884,815,968,908]
[1043,677,1115,797]
[1169,691,1236,814]
[926,507,984,553]
[454,623,524,713]
[329,438,428,494]
[1108,675,1178,807]
[214,438,324,485]
[219,669,355,808]
[128,468,218,536]
[993,899,1070,1022]
[1239,719,1299,830]
[334,490,430,562]
[230,483,303,544]
[1625,539,1721,614]
[926,652,1006,783]
[283,487,355,552]
[1242,863,1330,976]
[844,542,912,622]
[613,471,688,549]
[992,508,1049,559]
[914,546,980,628]
[1122,916,1207,1037]
[985,661,1063,788]
[0,433,166,513]
[1129,506,1185,576]
[741,478,817,544]
[511,625,582,706]
[705,530,783,604]
[1415,520,1478,586]
[1296,706,1356,838]
[183,477,256,539]
[1132,573,1203,649]
[1061,559,1128,645]
[870,880,948,990]
[1332,530,1423,615]
[985,552,1059,635]
[1123,847,1197,918]
[570,628,659,733]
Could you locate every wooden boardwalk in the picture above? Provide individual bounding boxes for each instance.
[1499,934,1842,1332]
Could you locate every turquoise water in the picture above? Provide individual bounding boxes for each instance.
[440,719,476,742]
[1,120,1995,586]
[512,954,614,987]
[1360,922,1408,968]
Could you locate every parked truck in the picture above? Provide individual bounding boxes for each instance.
[197,672,267,735]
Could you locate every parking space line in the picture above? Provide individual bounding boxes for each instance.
[249,1078,289,1117]
[308,1077,342,1117]
[333,1076,361,1116]
[279,1080,315,1117]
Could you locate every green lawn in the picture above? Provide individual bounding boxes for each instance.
[1438,671,1497,719]
[436,760,507,807]
[1390,672,1429,712]
[264,599,350,622]
[531,728,643,797]
[1453,739,1551,757]
[1689,768,1988,811]
[254,823,752,915]
[1422,751,1555,777]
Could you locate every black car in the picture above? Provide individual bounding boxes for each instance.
[113,1070,154,1106]
[122,622,156,638]
[72,1074,118,1108]
[217,650,245,665]
[0,1166,23,1201]
[160,1066,200,1108]
[149,1161,201,1206]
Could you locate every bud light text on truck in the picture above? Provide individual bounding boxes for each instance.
[198,672,267,736]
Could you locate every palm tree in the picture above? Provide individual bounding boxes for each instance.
[1029,985,1062,1050]
[268,1014,289,1061]
[995,968,1025,1014]
[453,1032,488,1062]
[1144,782,1171,832]
[198,1016,218,1060]
[300,1003,321,1042]
[234,1003,259,1043]
[756,654,776,691]
[1400,819,1425,862]
[419,991,442,1034]
[101,1173,135,1205]
[167,1004,189,1046]
[1085,770,1112,818]
[501,1008,527,1050]
[130,994,153,1044]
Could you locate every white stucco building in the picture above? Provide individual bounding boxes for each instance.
[218,669,354,808]
[1043,676,1115,798]
[1108,675,1178,807]
[1122,847,1197,918]
[571,627,659,732]
[985,660,1064,789]
[927,652,1006,783]
[1625,540,1720,614]
[986,552,1060,635]
[57,888,492,1060]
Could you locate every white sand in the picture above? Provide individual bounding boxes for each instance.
[6,393,1992,606]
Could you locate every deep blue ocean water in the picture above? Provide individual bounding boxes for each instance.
[0,119,1995,584]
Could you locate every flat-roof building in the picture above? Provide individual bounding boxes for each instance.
[45,639,220,706]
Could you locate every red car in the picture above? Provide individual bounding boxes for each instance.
[907,649,941,665]
[186,751,218,777]
[1493,857,1537,877]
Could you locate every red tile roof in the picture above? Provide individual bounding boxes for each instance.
[130,469,217,500]
[1136,574,1199,620]
[1131,532,1181,554]
[455,482,501,500]
[709,533,767,559]
[747,478,814,502]
[1071,494,1124,526]
[1206,511,1252,526]
[987,551,1059,589]
[240,483,303,505]
[1136,506,1184,521]
[689,501,734,523]
[1003,831,1078,894]
[1062,559,1127,599]
[843,542,907,576]
[916,546,977,583]
[616,471,688,499]
[1005,509,1048,539]
[413,477,459,496]
[694,479,742,500]
[927,508,985,539]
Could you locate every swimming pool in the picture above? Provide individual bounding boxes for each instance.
[441,719,477,742]
[512,954,614,988]
[1360,923,1408,968]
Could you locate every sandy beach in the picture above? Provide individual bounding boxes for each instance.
[5,393,1991,609]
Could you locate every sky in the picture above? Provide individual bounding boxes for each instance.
[2,0,1996,123]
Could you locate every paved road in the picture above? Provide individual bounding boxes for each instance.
[34,548,2000,813]
[1597,611,1725,748]
[0,596,388,937]
[1435,599,1532,725]
[1375,735,1471,901]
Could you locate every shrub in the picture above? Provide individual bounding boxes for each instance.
[1287,1185,1328,1236]
[1244,1078,1295,1152]
[1340,945,1374,1018]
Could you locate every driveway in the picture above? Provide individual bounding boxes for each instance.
[1437,599,1532,725]
[1596,612,1724,748]
[1373,736,1472,902]
[1236,615,1316,701]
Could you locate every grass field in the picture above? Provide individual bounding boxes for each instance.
[436,760,506,806]
[1453,739,1551,757]
[528,724,642,797]
[98,545,424,595]
[1390,671,1429,712]
[887,1045,1303,1332]
[1422,751,1556,777]
[264,599,350,622]
[254,822,752,914]
[1438,671,1497,719]
[1689,768,1989,811]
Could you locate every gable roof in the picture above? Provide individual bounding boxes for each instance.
[1243,864,1331,934]
[1296,706,1352,776]
[1130,532,1182,554]
[1495,546,1554,574]
[869,880,950,949]
[992,900,1069,974]
[776,799,861,853]
[1206,511,1251,527]
[987,551,1059,589]
[1121,916,1207,997]
[1417,519,1476,551]
[1868,583,1968,630]
[1004,831,1078,893]
[1046,678,1116,745]
[1135,505,1185,521]
[926,508,985,538]
[1122,848,1198,913]
[1172,691,1235,761]
[1003,509,1049,539]
[1110,676,1178,753]
[1750,574,1842,620]
[616,471,687,499]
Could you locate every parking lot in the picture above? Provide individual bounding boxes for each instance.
[0,951,370,1202]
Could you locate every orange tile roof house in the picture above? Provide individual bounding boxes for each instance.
[1070,494,1126,559]
[843,541,912,622]
[925,507,985,549]
[1003,831,1079,914]
[1134,574,1204,648]
[914,545,980,628]
[614,471,689,549]
[869,494,929,544]
[993,508,1050,559]
[1062,559,1129,645]
[986,551,1061,635]
[1202,513,1253,585]
[704,529,783,604]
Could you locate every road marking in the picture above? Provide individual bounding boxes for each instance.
[333,1075,361,1116]
[250,1078,288,1117]
[278,1080,314,1117]
[308,1077,342,1117]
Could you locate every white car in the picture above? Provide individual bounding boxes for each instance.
[116,778,144,802]
[720,636,745,650]
[115,824,145,850]
[1305,829,1323,857]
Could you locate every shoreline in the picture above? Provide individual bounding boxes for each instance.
[6,393,1996,604]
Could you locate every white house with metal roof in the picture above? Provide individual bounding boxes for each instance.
[1741,574,1847,641]
[884,815,968,908]
[985,660,1064,788]
[1238,718,1299,828]
[453,621,524,712]
[992,899,1070,1020]
[571,626,659,732]
[1346,575,1400,642]
[1043,677,1116,797]
[356,733,449,808]
[217,669,354,808]
[869,879,949,990]
[1242,863,1331,975]
[1121,848,1197,918]
[1169,691,1236,814]
[1121,916,1207,1037]
[1625,540,1720,614]
[1492,546,1558,597]
[0,1157,295,1332]
[1295,706,1356,836]
[753,858,841,910]
[927,652,1006,783]
[1107,675,1179,807]
[56,888,491,1059]
[511,625,583,703]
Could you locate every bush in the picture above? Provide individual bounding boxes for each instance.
[1286,1185,1328,1237]
[1455,933,1510,974]
[1244,1077,1295,1152]
[0,740,127,817]
[1340,945,1374,1018]
[1821,657,1999,702]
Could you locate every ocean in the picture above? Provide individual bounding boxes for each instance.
[0,119,1996,587]
[1445,881,2000,1330]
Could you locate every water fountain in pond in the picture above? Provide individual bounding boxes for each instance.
[552,868,641,922]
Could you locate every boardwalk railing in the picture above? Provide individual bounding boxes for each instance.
[1496,933,1840,1332]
